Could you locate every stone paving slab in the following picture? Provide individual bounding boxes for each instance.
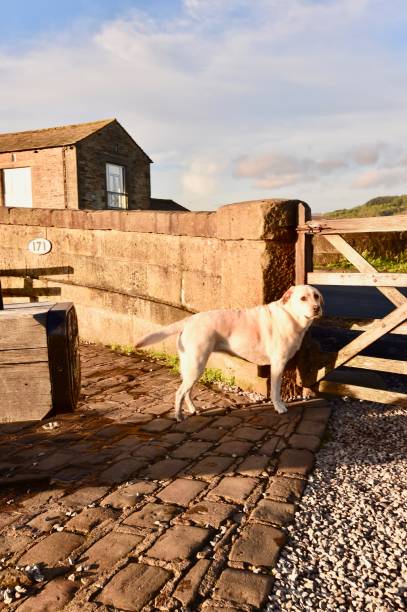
[0,343,331,611]
[229,523,286,567]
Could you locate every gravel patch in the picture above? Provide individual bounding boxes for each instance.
[266,398,407,612]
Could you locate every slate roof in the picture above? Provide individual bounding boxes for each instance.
[0,119,149,155]
[150,198,190,212]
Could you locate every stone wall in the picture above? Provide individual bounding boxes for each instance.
[0,199,305,393]
[77,122,151,211]
[0,146,78,209]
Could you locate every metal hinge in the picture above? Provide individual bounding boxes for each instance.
[305,223,325,234]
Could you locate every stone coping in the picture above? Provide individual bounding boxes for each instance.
[0,198,307,240]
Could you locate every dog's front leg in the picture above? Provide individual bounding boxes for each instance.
[269,359,287,414]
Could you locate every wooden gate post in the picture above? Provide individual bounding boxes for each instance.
[295,202,313,284]
[281,201,315,400]
[293,202,322,398]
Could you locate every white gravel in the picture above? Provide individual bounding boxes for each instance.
[266,398,407,612]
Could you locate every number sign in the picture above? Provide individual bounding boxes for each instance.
[27,238,52,255]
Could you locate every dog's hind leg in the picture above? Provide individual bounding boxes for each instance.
[175,338,209,421]
[184,390,198,415]
[175,379,201,422]
[269,358,287,414]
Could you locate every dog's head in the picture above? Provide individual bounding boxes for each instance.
[281,284,323,321]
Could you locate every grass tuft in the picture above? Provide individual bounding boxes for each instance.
[109,344,235,386]
[144,350,180,374]
[200,368,236,387]
[109,343,136,355]
[320,250,407,273]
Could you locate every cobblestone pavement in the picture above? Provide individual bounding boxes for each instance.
[0,343,331,611]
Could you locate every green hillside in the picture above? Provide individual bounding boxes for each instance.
[326,195,407,218]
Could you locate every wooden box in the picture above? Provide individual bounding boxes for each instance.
[0,302,81,423]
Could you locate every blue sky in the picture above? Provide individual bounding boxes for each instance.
[0,1,177,46]
[1,0,407,212]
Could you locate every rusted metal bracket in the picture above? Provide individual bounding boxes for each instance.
[296,223,326,234]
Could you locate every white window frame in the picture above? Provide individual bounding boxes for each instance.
[3,167,33,208]
[106,163,128,209]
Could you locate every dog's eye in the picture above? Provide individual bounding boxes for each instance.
[301,296,307,301]
[314,293,319,300]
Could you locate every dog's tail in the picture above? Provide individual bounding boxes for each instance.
[135,319,186,349]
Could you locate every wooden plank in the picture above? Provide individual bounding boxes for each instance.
[2,288,61,297]
[0,266,73,277]
[298,214,407,234]
[308,271,407,287]
[4,301,53,311]
[295,203,313,284]
[0,362,52,422]
[0,306,49,350]
[317,318,407,335]
[345,355,407,375]
[319,381,407,407]
[316,302,407,381]
[324,234,407,308]
[0,304,51,317]
[349,320,407,335]
[0,347,48,365]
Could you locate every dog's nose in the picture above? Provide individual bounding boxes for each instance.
[313,305,320,313]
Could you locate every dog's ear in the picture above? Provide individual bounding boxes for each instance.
[282,287,294,303]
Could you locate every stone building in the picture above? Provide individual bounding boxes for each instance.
[0,119,154,211]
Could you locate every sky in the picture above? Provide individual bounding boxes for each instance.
[1,0,407,212]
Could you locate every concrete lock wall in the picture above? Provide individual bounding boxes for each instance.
[0,199,306,394]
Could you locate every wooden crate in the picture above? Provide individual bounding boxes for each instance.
[0,302,81,422]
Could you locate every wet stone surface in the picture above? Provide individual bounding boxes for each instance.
[0,342,330,611]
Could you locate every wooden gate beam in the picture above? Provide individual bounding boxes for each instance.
[346,319,407,335]
[316,302,407,381]
[308,271,407,287]
[345,355,407,375]
[319,382,407,407]
[298,214,407,234]
[324,234,407,308]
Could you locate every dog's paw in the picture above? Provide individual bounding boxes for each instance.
[274,403,287,414]
[175,412,185,422]
[302,387,317,400]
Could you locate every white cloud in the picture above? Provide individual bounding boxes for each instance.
[353,168,407,189]
[233,140,407,193]
[234,150,348,188]
[349,143,383,166]
[255,175,305,189]
[181,158,223,205]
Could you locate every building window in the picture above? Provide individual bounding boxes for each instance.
[3,167,33,207]
[106,163,128,209]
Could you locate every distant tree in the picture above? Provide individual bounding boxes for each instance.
[326,194,407,218]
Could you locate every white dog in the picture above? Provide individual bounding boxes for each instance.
[135,284,323,421]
